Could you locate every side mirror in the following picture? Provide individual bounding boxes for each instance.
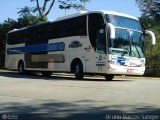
[107,23,115,39]
[145,30,156,45]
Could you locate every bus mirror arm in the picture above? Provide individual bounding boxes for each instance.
[107,23,115,39]
[145,30,156,45]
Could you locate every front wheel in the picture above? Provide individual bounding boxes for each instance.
[74,62,84,80]
[104,74,114,81]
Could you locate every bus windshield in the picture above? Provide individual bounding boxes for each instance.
[106,14,145,58]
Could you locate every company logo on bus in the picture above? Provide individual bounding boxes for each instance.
[69,41,82,48]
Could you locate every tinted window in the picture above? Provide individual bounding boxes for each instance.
[70,15,87,36]
[7,30,26,45]
[45,23,55,40]
[54,15,87,39]
[7,15,87,45]
[88,13,105,50]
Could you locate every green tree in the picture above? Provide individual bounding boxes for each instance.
[18,0,56,20]
[19,0,90,21]
[136,0,160,20]
[0,18,17,68]
[139,17,160,77]
[0,24,5,68]
[59,0,90,11]
[136,0,160,77]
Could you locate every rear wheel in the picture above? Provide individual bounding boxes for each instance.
[74,62,84,80]
[41,71,53,77]
[18,61,25,75]
[104,74,114,81]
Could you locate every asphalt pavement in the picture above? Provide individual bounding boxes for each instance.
[0,70,160,120]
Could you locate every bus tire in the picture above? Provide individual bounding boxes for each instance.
[74,62,84,80]
[18,61,25,75]
[41,71,53,77]
[104,74,114,81]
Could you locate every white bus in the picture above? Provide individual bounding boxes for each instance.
[5,10,156,80]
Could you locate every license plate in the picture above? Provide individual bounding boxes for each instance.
[127,69,134,73]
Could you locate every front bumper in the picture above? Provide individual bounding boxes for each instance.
[107,64,145,75]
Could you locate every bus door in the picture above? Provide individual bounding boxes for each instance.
[86,13,106,73]
[95,27,106,73]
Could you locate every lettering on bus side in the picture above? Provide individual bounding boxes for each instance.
[48,42,65,51]
[7,42,65,55]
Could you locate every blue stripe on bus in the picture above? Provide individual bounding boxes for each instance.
[111,57,129,61]
[7,42,65,54]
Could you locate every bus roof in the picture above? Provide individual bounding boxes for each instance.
[8,10,139,33]
[8,27,27,33]
[57,10,139,21]
[100,10,139,20]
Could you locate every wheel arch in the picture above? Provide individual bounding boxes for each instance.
[17,59,25,70]
[70,58,84,73]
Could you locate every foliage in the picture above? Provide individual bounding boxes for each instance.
[59,0,72,12]
[18,0,55,18]
[136,0,160,20]
[139,17,160,77]
[19,0,90,19]
[59,0,90,11]
[136,0,160,77]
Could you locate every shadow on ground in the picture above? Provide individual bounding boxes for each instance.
[0,70,132,82]
[0,100,160,120]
